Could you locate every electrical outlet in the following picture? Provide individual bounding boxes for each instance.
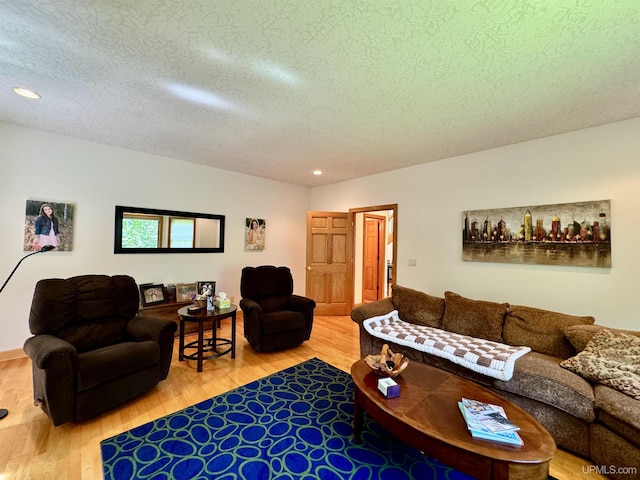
[408,258,417,266]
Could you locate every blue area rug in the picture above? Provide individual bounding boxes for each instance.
[100,358,475,479]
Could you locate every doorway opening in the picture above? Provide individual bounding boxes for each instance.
[350,204,397,305]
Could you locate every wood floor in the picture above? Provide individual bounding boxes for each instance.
[0,315,605,479]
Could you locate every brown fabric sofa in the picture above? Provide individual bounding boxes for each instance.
[23,274,177,426]
[351,285,640,479]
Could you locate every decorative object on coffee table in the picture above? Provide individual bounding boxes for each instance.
[192,297,207,309]
[364,343,409,378]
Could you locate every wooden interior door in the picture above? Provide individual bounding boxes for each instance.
[306,211,352,315]
[363,214,385,302]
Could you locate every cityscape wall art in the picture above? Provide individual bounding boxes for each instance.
[462,200,611,268]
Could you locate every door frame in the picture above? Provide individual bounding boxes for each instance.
[362,213,386,302]
[350,204,398,307]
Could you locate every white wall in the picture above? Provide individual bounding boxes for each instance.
[311,118,640,330]
[0,122,310,351]
[3,117,639,351]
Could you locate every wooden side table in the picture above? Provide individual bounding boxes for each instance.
[177,305,237,372]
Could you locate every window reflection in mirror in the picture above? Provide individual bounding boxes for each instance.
[115,206,225,253]
[122,213,163,248]
[169,218,195,248]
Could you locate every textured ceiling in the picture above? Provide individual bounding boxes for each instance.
[2,1,639,187]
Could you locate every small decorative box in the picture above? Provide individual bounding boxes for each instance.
[377,377,400,398]
[215,298,230,309]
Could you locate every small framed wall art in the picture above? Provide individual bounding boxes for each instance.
[24,199,76,252]
[245,218,266,251]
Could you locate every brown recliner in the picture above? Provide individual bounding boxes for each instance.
[23,274,176,426]
[240,266,316,352]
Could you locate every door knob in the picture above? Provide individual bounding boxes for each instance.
[306,266,312,271]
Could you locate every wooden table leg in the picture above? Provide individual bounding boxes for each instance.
[197,319,204,372]
[353,389,364,443]
[211,318,217,356]
[231,311,236,358]
[178,317,185,362]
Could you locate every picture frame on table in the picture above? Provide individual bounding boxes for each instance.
[196,281,216,297]
[139,284,167,306]
[176,282,198,301]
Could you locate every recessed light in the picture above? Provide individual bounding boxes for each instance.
[13,87,41,99]
[313,170,323,176]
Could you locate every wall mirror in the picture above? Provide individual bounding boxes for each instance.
[114,206,225,254]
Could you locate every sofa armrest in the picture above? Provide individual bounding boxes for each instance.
[350,298,394,326]
[127,315,177,343]
[287,294,316,312]
[23,334,78,426]
[240,298,264,350]
[240,298,263,318]
[288,295,316,340]
[23,334,78,369]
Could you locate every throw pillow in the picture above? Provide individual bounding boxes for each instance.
[560,329,640,400]
[503,305,595,359]
[391,284,445,328]
[564,324,640,353]
[441,291,508,342]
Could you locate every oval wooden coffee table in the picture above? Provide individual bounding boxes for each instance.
[351,359,555,480]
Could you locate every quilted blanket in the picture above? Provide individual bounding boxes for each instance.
[363,311,530,381]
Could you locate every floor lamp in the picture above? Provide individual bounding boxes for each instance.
[0,245,55,420]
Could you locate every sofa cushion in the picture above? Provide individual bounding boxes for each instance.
[262,311,307,335]
[441,291,508,342]
[493,351,595,421]
[503,305,595,359]
[77,341,160,392]
[593,384,640,448]
[560,329,640,400]
[258,295,289,313]
[56,316,129,354]
[391,284,445,328]
[564,324,640,353]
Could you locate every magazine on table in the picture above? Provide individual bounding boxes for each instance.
[458,398,523,446]
[460,398,520,432]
